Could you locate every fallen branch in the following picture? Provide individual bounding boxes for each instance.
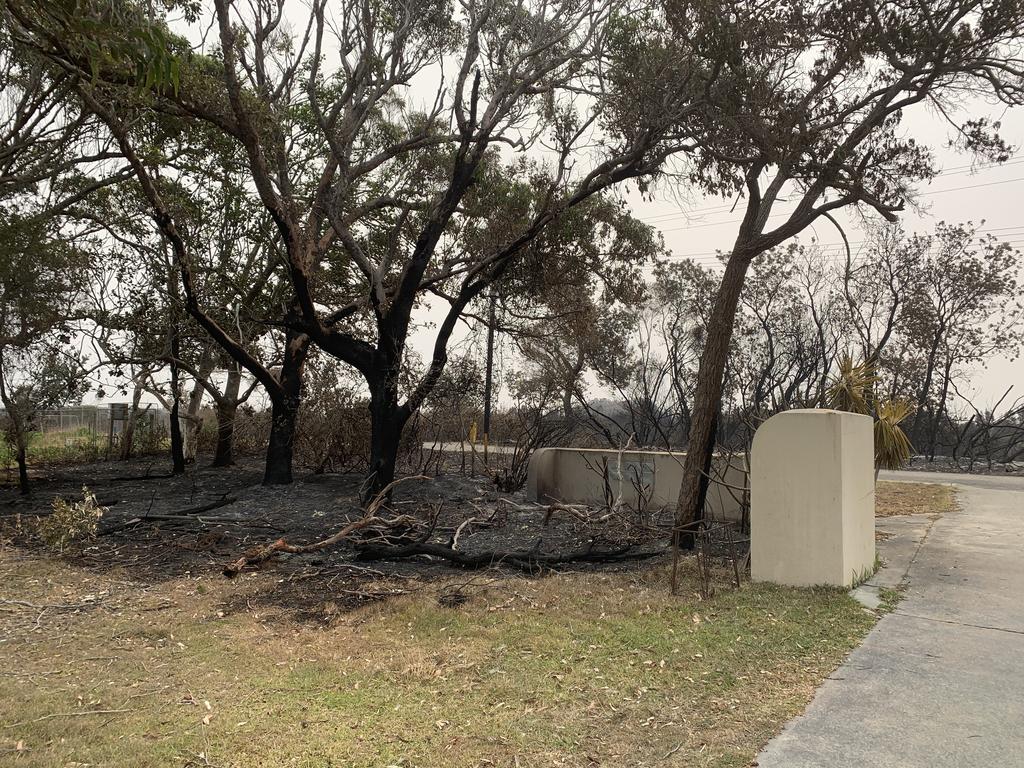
[221,476,428,578]
[166,495,237,516]
[355,540,665,572]
[98,496,237,536]
[543,502,601,526]
[451,517,476,550]
[109,472,175,483]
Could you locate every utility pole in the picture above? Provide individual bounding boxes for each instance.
[482,294,496,462]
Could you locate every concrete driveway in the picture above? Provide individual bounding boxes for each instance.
[879,468,1024,492]
[755,475,1024,767]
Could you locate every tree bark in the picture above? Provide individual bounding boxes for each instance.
[168,351,186,475]
[675,254,752,544]
[183,350,215,462]
[15,443,29,495]
[364,377,406,502]
[0,354,30,495]
[262,330,309,485]
[212,400,238,467]
[119,379,144,461]
[212,367,242,467]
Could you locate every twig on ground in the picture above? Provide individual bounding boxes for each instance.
[3,709,130,729]
[0,598,102,611]
[451,517,476,550]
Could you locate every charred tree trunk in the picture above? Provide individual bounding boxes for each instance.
[168,338,186,476]
[212,367,242,468]
[15,442,29,495]
[927,356,955,462]
[676,254,752,545]
[363,377,406,503]
[213,400,238,467]
[265,397,298,484]
[263,330,309,485]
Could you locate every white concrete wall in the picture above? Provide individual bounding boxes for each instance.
[750,409,875,588]
[527,447,747,522]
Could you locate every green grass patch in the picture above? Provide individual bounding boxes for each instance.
[0,554,875,767]
[877,584,908,614]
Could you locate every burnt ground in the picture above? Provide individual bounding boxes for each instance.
[0,455,679,623]
[901,455,1024,476]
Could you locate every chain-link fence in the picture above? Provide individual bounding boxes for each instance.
[1,405,172,463]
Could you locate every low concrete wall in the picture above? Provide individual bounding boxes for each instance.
[751,409,875,588]
[527,447,747,522]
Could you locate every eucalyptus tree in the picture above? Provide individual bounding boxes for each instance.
[838,221,929,406]
[497,194,662,423]
[16,0,718,497]
[732,246,831,420]
[581,258,717,448]
[0,210,91,493]
[658,0,1024,538]
[901,222,1023,457]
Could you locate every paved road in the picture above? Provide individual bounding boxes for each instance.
[879,468,1024,492]
[756,480,1024,767]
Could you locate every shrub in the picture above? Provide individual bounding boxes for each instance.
[37,486,105,552]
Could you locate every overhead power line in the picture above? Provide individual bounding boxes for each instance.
[665,224,1024,260]
[637,156,1024,227]
[652,175,1024,237]
[669,235,1024,264]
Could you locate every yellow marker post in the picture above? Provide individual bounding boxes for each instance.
[469,421,478,476]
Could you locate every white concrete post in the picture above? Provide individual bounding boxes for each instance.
[751,409,875,588]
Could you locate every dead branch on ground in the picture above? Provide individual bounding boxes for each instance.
[221,476,428,578]
[98,495,237,536]
[354,538,665,572]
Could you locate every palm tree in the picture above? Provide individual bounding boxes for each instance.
[825,355,914,478]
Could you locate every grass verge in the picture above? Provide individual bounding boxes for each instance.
[0,553,874,767]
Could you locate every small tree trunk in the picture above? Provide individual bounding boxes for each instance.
[262,331,309,485]
[183,349,216,462]
[927,357,954,462]
[183,387,205,462]
[212,401,238,467]
[15,442,29,495]
[0,352,30,495]
[910,329,943,450]
[212,369,242,468]
[676,254,752,545]
[168,357,186,475]
[119,381,144,461]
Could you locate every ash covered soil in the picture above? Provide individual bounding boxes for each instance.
[1,457,673,621]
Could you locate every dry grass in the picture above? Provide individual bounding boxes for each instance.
[0,551,874,768]
[875,481,957,518]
